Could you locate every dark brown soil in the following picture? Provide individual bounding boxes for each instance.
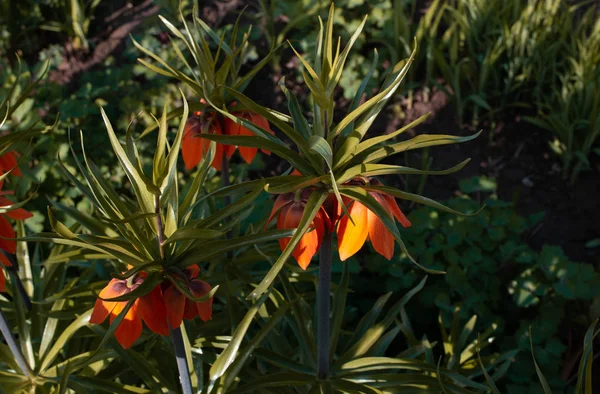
[390,96,600,264]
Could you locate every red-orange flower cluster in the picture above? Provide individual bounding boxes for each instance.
[182,110,273,172]
[267,191,331,270]
[90,266,213,348]
[0,151,30,292]
[267,178,411,270]
[337,187,411,261]
[163,265,213,329]
[90,275,170,349]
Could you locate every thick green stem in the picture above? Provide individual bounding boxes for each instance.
[317,229,332,379]
[171,327,192,394]
[0,308,34,379]
[220,152,237,332]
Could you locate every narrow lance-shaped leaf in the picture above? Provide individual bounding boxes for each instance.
[100,107,157,232]
[174,229,296,269]
[331,42,417,139]
[357,131,481,165]
[574,319,599,394]
[335,112,430,169]
[337,159,471,184]
[529,327,553,394]
[39,310,93,373]
[365,184,484,216]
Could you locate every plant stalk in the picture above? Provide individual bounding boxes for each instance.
[155,188,191,393]
[220,152,237,333]
[317,229,332,379]
[0,308,34,379]
[171,327,193,394]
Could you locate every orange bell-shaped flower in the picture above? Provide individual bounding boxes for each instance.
[182,113,233,172]
[90,274,170,349]
[267,191,331,270]
[337,180,411,261]
[224,111,273,164]
[162,265,213,330]
[181,106,273,172]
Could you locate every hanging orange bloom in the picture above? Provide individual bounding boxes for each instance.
[181,108,272,172]
[267,191,331,270]
[0,196,33,255]
[337,179,411,261]
[90,274,170,349]
[224,111,272,165]
[162,265,213,330]
[182,113,233,172]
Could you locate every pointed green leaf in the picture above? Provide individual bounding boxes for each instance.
[529,327,553,394]
[337,159,470,184]
[358,131,481,165]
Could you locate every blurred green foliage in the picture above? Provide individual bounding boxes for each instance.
[351,177,599,392]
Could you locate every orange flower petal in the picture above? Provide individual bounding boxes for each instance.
[212,120,234,171]
[224,116,240,137]
[212,145,224,172]
[182,298,199,320]
[217,119,235,159]
[163,285,185,329]
[0,215,16,254]
[266,194,293,228]
[382,193,411,228]
[293,228,320,270]
[89,298,117,324]
[138,286,170,336]
[111,302,142,349]
[278,203,321,270]
[99,279,129,299]
[185,264,200,279]
[90,279,129,324]
[366,207,395,260]
[182,116,204,171]
[250,113,273,155]
[237,124,258,164]
[190,280,213,322]
[336,200,369,261]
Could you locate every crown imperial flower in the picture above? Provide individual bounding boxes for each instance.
[90,274,170,349]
